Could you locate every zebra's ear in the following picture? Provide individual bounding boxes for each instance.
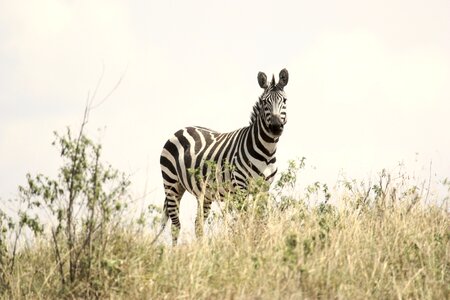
[257,72,268,89]
[278,69,289,89]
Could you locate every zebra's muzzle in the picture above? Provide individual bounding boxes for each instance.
[270,115,284,136]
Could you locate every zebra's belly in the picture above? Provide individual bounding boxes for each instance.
[186,178,234,203]
[184,161,277,203]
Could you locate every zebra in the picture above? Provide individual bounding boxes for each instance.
[157,69,289,245]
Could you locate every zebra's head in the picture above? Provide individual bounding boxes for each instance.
[257,69,289,137]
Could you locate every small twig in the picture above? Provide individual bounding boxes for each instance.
[91,64,128,110]
[362,186,372,206]
[90,61,105,108]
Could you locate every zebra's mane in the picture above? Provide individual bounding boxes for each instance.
[249,100,261,125]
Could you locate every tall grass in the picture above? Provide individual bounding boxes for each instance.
[2,183,448,299]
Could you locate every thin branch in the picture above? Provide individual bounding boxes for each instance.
[90,61,106,109]
[91,64,128,110]
[51,229,65,286]
[9,225,22,273]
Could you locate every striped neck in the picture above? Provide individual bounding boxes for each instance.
[244,111,278,161]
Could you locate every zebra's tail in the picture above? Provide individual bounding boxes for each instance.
[150,204,169,245]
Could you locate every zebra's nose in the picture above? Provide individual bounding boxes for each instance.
[270,115,284,135]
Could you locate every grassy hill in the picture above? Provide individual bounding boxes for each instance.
[1,190,448,299]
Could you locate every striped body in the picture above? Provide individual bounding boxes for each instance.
[159,69,289,245]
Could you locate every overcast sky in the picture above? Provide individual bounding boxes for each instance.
[1,0,449,214]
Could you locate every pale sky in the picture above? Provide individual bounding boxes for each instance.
[1,0,449,215]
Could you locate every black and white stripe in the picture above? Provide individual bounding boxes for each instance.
[159,69,289,245]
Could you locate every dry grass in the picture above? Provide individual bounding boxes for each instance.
[2,197,449,299]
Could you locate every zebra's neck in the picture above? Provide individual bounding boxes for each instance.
[242,111,278,163]
[257,112,278,155]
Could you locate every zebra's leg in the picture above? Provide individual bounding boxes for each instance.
[163,183,185,246]
[195,199,212,240]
